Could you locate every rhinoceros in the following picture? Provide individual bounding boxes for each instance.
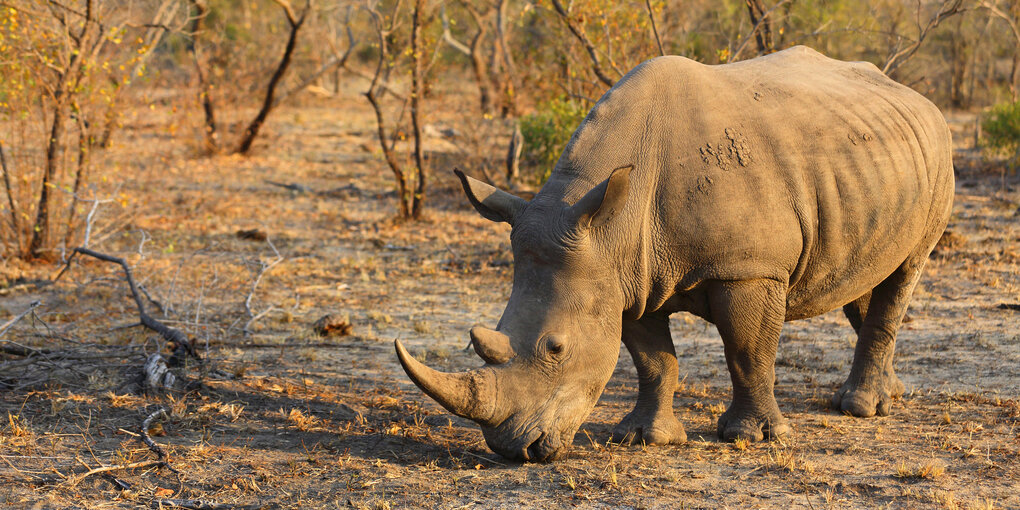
[394,46,954,462]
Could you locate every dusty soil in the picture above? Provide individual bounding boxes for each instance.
[1,88,1018,509]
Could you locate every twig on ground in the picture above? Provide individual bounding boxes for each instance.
[140,407,174,466]
[66,459,165,487]
[242,237,284,335]
[154,498,264,510]
[264,180,312,193]
[0,301,41,339]
[62,406,179,487]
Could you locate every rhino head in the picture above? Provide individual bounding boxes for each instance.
[395,166,633,462]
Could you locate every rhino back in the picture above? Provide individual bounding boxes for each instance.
[540,46,953,319]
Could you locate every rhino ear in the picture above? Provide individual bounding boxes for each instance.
[568,165,633,231]
[454,169,528,225]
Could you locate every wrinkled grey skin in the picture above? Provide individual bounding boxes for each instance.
[395,46,954,462]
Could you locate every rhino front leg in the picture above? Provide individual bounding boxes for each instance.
[708,279,791,442]
[612,314,687,446]
[832,256,925,417]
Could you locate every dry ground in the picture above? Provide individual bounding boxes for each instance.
[1,87,1018,509]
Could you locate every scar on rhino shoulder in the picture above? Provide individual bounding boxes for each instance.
[698,128,752,169]
[847,132,873,145]
[687,175,714,200]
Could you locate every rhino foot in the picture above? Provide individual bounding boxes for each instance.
[832,370,905,417]
[717,402,790,442]
[611,409,687,446]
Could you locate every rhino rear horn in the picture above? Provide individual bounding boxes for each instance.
[470,326,514,364]
[394,339,498,426]
[568,165,633,230]
[454,168,527,225]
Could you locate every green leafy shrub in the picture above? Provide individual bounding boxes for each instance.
[982,101,1020,166]
[519,97,588,183]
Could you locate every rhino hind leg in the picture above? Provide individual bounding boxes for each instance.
[611,314,687,446]
[708,279,791,442]
[841,290,872,334]
[832,256,926,417]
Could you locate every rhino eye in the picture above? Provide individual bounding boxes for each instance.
[546,336,565,357]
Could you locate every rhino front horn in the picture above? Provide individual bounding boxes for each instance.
[394,339,498,426]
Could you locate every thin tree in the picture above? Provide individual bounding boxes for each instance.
[409,0,428,219]
[882,0,965,77]
[236,0,313,154]
[28,0,105,259]
[364,0,414,219]
[979,0,1020,101]
[549,0,617,88]
[186,0,219,153]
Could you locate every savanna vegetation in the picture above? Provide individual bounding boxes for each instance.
[1,0,1018,508]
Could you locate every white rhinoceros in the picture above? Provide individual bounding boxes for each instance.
[396,46,954,462]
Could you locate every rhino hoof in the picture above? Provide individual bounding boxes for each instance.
[611,411,687,446]
[717,406,790,442]
[832,375,904,417]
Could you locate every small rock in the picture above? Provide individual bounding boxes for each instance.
[313,314,353,337]
[236,229,268,241]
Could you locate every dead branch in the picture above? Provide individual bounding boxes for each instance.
[57,187,115,255]
[144,353,177,391]
[882,0,966,76]
[140,407,173,465]
[62,99,91,250]
[155,498,264,510]
[65,459,164,487]
[731,0,792,62]
[64,407,174,488]
[0,301,45,358]
[506,122,522,186]
[549,0,616,87]
[55,248,198,360]
[236,0,313,154]
[441,4,471,56]
[242,237,283,335]
[645,0,665,57]
[341,62,407,100]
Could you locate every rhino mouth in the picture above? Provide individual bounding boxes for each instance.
[484,427,569,463]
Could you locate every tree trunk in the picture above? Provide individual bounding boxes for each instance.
[63,101,92,249]
[495,0,518,116]
[459,2,494,114]
[236,2,307,155]
[187,0,219,153]
[28,90,70,260]
[410,0,427,219]
[0,143,21,255]
[364,3,412,219]
[744,0,775,55]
